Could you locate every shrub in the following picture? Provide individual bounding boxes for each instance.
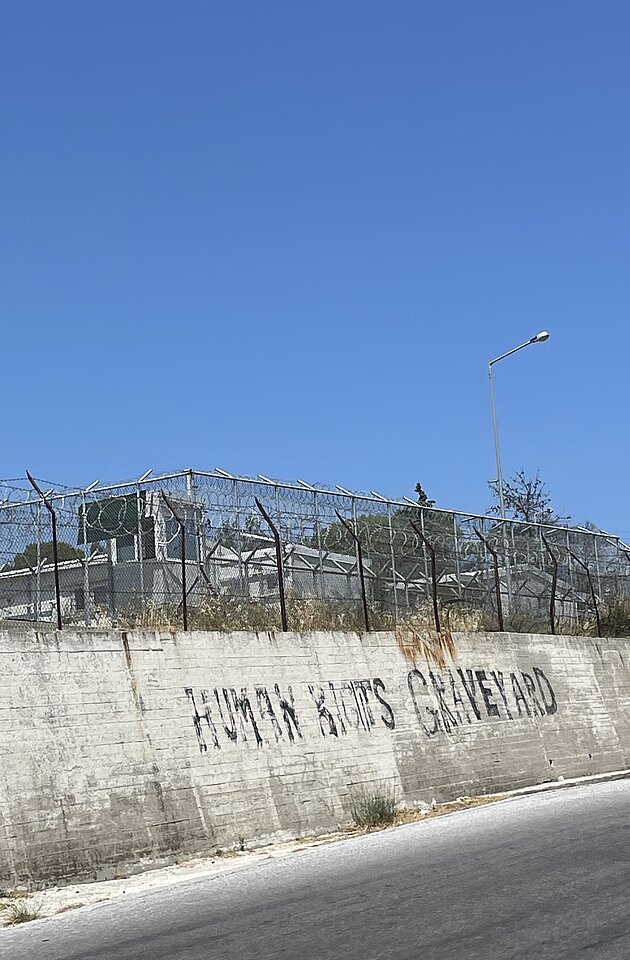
[350,790,397,829]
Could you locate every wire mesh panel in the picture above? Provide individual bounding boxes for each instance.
[0,499,57,621]
[0,469,629,634]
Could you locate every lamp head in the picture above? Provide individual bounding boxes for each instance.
[531,330,550,343]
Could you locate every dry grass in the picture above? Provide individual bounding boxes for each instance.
[599,598,630,638]
[56,902,84,914]
[347,788,505,835]
[1,900,41,925]
[82,591,630,640]
[118,596,373,633]
[394,793,507,827]
[111,596,493,636]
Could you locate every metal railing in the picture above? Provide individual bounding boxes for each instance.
[0,467,628,635]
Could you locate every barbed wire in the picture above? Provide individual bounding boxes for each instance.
[0,467,626,633]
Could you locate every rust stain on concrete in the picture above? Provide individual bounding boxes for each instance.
[395,627,456,668]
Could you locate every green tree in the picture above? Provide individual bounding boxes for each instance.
[320,483,454,555]
[210,515,265,552]
[3,541,85,572]
[488,470,568,525]
[317,484,459,608]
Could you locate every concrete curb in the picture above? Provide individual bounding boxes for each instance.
[502,768,630,800]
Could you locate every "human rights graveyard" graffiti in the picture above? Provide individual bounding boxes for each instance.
[185,663,557,753]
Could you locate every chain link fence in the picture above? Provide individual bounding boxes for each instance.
[0,469,628,635]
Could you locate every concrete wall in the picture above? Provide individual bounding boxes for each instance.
[2,626,630,887]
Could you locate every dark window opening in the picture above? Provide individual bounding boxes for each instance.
[94,587,109,607]
[141,517,156,560]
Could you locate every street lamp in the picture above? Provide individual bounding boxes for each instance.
[488,331,550,519]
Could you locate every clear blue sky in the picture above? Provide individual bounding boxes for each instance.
[2,2,629,531]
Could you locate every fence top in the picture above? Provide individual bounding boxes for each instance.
[0,466,625,546]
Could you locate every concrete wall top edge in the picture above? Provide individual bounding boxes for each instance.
[1,625,630,649]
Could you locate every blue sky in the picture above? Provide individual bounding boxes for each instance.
[2,2,629,531]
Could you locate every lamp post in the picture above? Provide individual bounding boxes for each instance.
[488,331,550,519]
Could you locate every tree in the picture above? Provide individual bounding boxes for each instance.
[319,482,445,554]
[488,470,568,525]
[209,515,265,552]
[316,483,460,609]
[582,520,600,532]
[3,541,85,572]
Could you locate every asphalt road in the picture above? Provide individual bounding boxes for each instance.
[4,779,630,960]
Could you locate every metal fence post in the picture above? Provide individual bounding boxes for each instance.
[387,504,399,622]
[80,492,93,626]
[569,548,602,638]
[255,497,288,632]
[419,508,431,603]
[233,479,246,599]
[334,510,370,632]
[26,472,62,630]
[313,489,325,600]
[541,534,558,635]
[593,536,603,598]
[410,521,441,633]
[453,513,463,600]
[35,501,43,622]
[473,526,504,632]
[137,485,146,605]
[161,492,188,631]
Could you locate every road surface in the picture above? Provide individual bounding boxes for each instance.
[4,779,630,960]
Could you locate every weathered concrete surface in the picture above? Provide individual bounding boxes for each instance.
[5,780,630,960]
[1,627,629,885]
